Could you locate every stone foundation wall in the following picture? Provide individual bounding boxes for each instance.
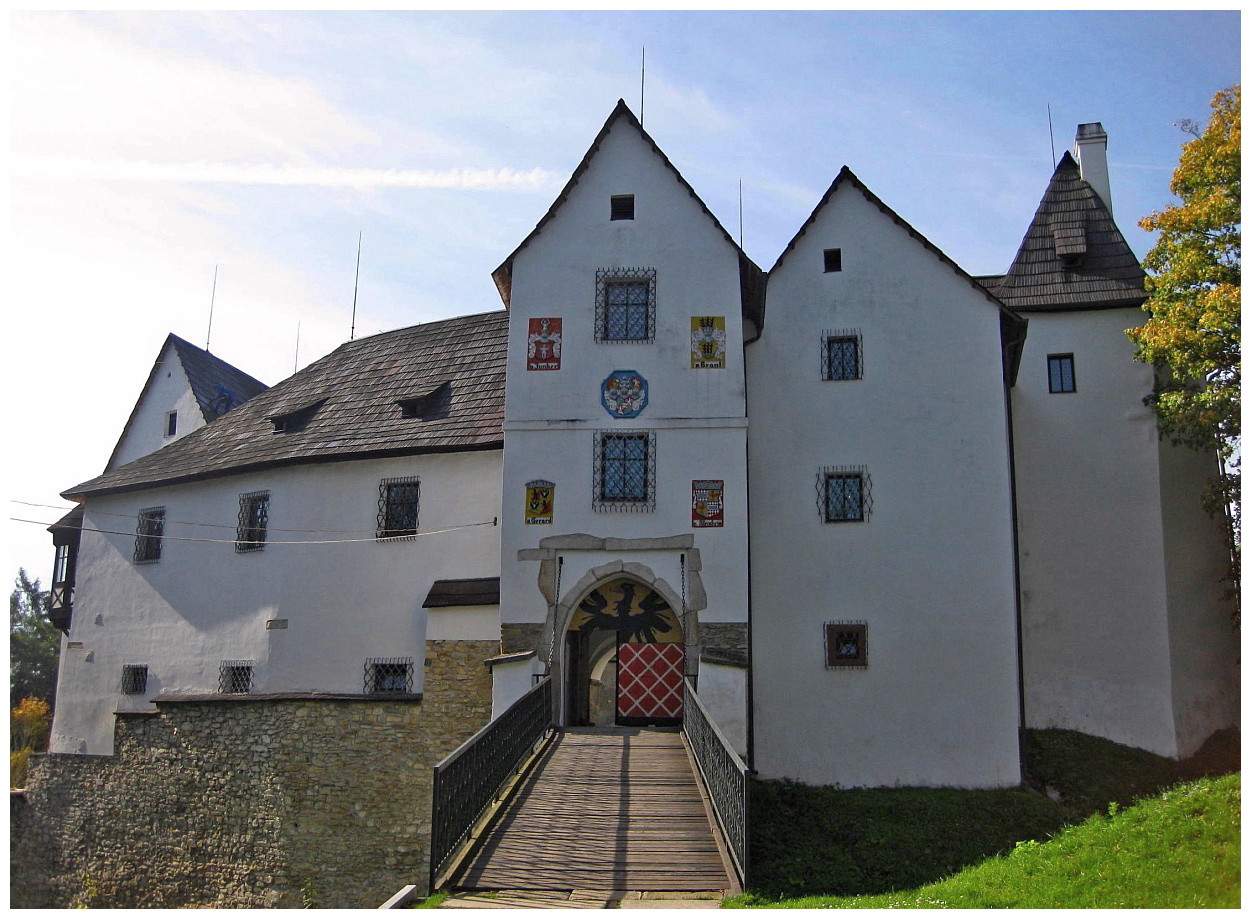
[11,678,494,908]
[699,622,748,656]
[501,623,545,655]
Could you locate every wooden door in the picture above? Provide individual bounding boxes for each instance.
[616,641,684,725]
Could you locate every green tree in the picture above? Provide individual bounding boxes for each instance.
[1128,85,1240,595]
[10,569,60,708]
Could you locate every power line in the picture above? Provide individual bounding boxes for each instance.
[9,516,497,546]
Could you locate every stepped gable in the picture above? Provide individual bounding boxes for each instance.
[67,310,509,499]
[169,335,269,421]
[986,151,1146,311]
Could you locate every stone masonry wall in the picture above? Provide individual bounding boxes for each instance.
[11,663,496,909]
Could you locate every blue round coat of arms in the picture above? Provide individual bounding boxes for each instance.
[601,370,648,418]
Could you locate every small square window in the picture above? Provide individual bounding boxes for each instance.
[134,507,165,563]
[824,622,867,668]
[1048,354,1076,393]
[610,194,635,220]
[595,268,656,343]
[236,491,269,553]
[594,431,656,512]
[819,467,871,523]
[219,661,254,694]
[165,411,178,437]
[377,477,420,539]
[365,657,414,694]
[119,664,148,695]
[822,332,862,381]
[823,248,843,272]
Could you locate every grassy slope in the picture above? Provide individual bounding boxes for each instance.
[732,728,1239,903]
[727,773,1239,909]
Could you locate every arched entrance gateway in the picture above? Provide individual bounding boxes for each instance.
[565,577,684,727]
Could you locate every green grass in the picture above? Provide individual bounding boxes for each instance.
[409,891,448,908]
[726,773,1239,908]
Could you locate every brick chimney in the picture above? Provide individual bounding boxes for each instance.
[1073,122,1112,217]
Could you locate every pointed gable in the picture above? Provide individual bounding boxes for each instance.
[168,335,268,422]
[988,152,1146,312]
[491,99,764,330]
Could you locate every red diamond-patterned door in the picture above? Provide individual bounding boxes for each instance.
[616,641,684,725]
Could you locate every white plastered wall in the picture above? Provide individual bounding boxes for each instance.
[51,450,501,754]
[748,183,1021,788]
[108,340,205,470]
[496,115,750,732]
[696,661,747,758]
[1013,308,1238,757]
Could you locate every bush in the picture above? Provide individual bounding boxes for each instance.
[10,749,31,789]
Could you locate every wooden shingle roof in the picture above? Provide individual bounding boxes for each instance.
[170,335,269,422]
[68,311,508,499]
[986,152,1146,312]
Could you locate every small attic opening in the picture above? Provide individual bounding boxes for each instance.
[268,398,326,434]
[396,381,452,420]
[1052,222,1088,270]
[611,194,635,221]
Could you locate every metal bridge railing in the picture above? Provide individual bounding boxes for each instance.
[682,678,749,888]
[429,676,552,890]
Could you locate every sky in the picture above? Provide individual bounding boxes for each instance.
[6,10,1241,587]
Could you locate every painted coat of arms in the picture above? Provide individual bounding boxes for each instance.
[692,479,724,527]
[690,316,726,368]
[526,317,562,371]
[524,480,554,525]
[600,370,648,418]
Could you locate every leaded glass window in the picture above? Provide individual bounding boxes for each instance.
[1048,354,1076,393]
[377,477,420,539]
[236,491,269,553]
[594,431,656,512]
[595,267,656,343]
[823,332,862,381]
[134,507,165,563]
[364,657,414,694]
[818,466,871,523]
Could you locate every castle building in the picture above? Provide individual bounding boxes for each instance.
[46,101,1238,790]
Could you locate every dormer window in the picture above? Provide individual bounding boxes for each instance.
[1053,223,1087,269]
[267,398,326,434]
[611,194,635,221]
[396,381,451,420]
[165,411,178,437]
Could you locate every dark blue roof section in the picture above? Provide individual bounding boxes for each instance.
[168,335,269,421]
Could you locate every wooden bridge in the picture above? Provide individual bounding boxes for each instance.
[449,727,734,894]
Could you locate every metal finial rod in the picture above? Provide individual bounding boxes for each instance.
[738,179,744,249]
[294,321,301,373]
[205,264,218,352]
[640,45,645,126]
[350,232,362,341]
[1047,103,1056,168]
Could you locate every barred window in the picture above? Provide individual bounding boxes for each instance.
[824,622,867,668]
[134,507,165,563]
[236,491,269,553]
[819,466,871,523]
[377,477,420,539]
[594,431,656,512]
[364,657,414,694]
[219,661,254,694]
[119,664,148,695]
[822,331,862,381]
[1048,354,1076,393]
[595,267,656,343]
[610,194,635,220]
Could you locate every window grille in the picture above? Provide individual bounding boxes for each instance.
[365,657,414,694]
[823,248,843,272]
[817,466,871,522]
[236,491,269,553]
[595,267,656,343]
[377,477,420,539]
[824,622,867,668]
[822,330,862,381]
[219,661,254,694]
[1048,354,1076,393]
[133,507,165,563]
[119,664,148,695]
[610,194,635,220]
[594,431,656,512]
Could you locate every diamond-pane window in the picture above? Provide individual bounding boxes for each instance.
[236,491,269,553]
[595,268,656,343]
[377,477,420,539]
[134,507,165,563]
[365,657,414,694]
[219,661,253,694]
[594,431,656,512]
[1048,354,1076,393]
[818,467,871,523]
[823,332,862,381]
[119,664,148,695]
